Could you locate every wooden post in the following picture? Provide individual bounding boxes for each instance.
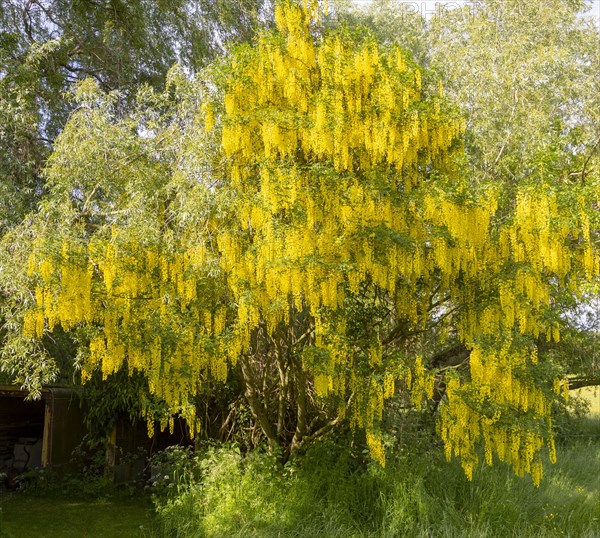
[41,396,53,467]
[105,424,117,481]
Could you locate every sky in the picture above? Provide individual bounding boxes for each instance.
[353,0,600,24]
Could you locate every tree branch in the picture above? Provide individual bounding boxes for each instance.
[292,392,355,456]
[568,376,600,390]
[580,134,600,185]
[430,343,469,369]
[240,355,279,451]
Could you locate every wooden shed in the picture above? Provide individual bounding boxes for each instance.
[0,385,86,474]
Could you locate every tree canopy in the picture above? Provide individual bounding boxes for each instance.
[1,0,599,486]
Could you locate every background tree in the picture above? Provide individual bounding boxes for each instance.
[0,0,268,233]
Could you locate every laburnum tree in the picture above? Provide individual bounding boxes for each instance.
[6,0,599,485]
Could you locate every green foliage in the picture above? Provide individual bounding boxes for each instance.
[347,0,600,391]
[150,427,600,537]
[338,0,428,63]
[0,0,269,233]
[149,445,203,501]
[82,370,148,438]
[427,0,599,189]
[6,465,114,498]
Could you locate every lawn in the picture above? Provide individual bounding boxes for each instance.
[573,386,600,417]
[0,490,156,538]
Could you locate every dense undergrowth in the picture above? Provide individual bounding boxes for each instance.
[149,416,599,538]
[2,413,597,537]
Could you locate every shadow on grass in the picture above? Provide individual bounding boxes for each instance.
[0,490,156,538]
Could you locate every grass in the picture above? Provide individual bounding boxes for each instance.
[572,387,600,417]
[0,490,156,538]
[152,419,600,538]
[0,416,598,537]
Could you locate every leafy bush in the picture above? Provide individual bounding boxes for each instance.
[150,428,600,538]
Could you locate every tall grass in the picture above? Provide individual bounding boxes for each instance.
[152,419,600,538]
